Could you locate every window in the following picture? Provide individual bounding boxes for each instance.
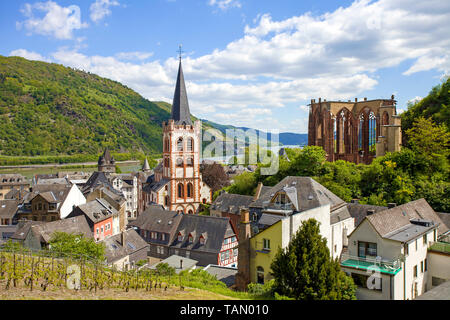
[162,233,166,241]
[358,241,377,258]
[433,229,437,242]
[351,273,382,291]
[151,232,158,239]
[413,265,417,278]
[177,233,183,242]
[415,239,418,251]
[164,196,169,206]
[263,238,270,250]
[223,238,230,245]
[187,138,194,151]
[421,261,424,273]
[177,137,184,151]
[425,258,428,272]
[187,183,193,198]
[231,236,236,243]
[96,228,99,235]
[423,234,427,246]
[233,248,238,257]
[186,157,193,167]
[257,266,264,284]
[38,203,42,210]
[188,234,193,243]
[199,236,205,245]
[101,226,104,233]
[177,183,184,198]
[405,243,409,256]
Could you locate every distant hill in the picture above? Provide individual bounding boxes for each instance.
[201,119,308,146]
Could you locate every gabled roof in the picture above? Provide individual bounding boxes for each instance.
[0,200,19,219]
[211,193,254,214]
[82,171,114,194]
[31,215,93,243]
[128,205,182,243]
[75,198,118,224]
[24,184,72,204]
[10,221,44,241]
[102,229,149,263]
[367,199,448,237]
[148,178,170,192]
[171,214,233,254]
[347,203,388,227]
[171,61,192,125]
[250,176,345,212]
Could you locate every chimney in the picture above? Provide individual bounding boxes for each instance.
[121,230,126,246]
[367,209,375,216]
[351,199,359,204]
[235,208,251,291]
[388,203,396,209]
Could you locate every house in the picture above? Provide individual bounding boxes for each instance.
[0,174,29,200]
[129,205,238,267]
[235,176,355,289]
[102,228,149,271]
[0,199,19,226]
[210,192,254,237]
[86,186,127,233]
[0,225,18,245]
[10,216,92,250]
[149,255,198,274]
[16,184,86,222]
[111,174,138,220]
[340,198,450,300]
[68,198,119,241]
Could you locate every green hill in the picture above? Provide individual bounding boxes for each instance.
[0,55,170,157]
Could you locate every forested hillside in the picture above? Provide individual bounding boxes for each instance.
[0,55,169,156]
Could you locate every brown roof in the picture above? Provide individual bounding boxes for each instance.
[366,198,448,238]
[0,200,19,219]
[75,198,118,224]
[437,212,450,230]
[102,229,149,263]
[31,215,93,243]
[25,184,72,204]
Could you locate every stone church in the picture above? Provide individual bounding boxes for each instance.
[307,96,402,164]
[144,59,212,214]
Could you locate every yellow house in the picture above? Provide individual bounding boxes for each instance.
[249,219,283,284]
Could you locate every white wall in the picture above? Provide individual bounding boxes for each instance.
[60,184,86,219]
[427,251,450,290]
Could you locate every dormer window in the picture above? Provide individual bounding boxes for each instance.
[177,232,183,242]
[200,236,206,245]
[188,234,194,243]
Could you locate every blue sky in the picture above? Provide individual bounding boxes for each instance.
[1,0,449,133]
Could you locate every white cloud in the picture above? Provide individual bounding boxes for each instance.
[90,0,120,23]
[407,96,423,105]
[9,49,50,62]
[17,1,88,40]
[115,51,154,61]
[208,0,241,11]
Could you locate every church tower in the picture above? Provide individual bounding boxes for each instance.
[160,57,209,214]
[98,148,116,173]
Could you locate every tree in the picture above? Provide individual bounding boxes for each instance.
[270,219,356,300]
[48,232,105,262]
[200,162,230,193]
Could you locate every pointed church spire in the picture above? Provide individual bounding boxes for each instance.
[142,157,150,172]
[171,46,192,125]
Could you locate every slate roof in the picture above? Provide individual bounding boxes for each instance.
[24,184,72,205]
[437,212,450,231]
[347,203,388,227]
[31,215,93,243]
[82,171,114,194]
[171,60,192,125]
[98,148,115,165]
[102,229,149,264]
[0,200,19,219]
[211,193,254,214]
[257,213,283,228]
[128,205,182,242]
[10,221,44,241]
[330,205,352,225]
[148,178,170,193]
[203,264,238,287]
[75,198,118,224]
[0,174,29,186]
[415,280,450,300]
[36,177,71,185]
[250,176,345,212]
[171,214,233,254]
[142,158,151,171]
[149,255,198,274]
[365,198,448,240]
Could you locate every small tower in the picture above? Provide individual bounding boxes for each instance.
[98,148,116,173]
[142,158,151,172]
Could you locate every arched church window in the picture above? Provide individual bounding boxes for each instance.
[186,157,193,167]
[187,138,194,151]
[177,137,184,151]
[187,183,193,198]
[177,183,184,198]
[369,112,376,155]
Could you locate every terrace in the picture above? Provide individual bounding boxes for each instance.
[340,253,402,275]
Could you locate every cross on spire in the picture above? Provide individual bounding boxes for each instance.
[177,44,184,62]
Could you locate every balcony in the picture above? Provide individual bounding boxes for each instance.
[340,253,402,275]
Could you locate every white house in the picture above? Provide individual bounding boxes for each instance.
[341,198,450,300]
